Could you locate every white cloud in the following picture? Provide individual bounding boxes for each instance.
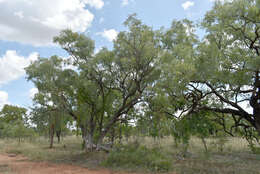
[0,91,9,109]
[29,88,38,99]
[83,0,104,9]
[97,29,118,42]
[0,50,38,85]
[121,0,134,6]
[182,1,194,10]
[0,0,96,46]
[14,11,24,19]
[122,0,129,6]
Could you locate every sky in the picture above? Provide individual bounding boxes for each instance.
[0,0,217,109]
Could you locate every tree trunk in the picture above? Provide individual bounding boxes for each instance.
[251,98,260,136]
[253,109,260,136]
[80,124,96,152]
[255,122,260,136]
[80,125,87,150]
[18,137,21,145]
[56,130,61,143]
[83,134,95,151]
[251,71,260,136]
[201,137,208,153]
[119,126,122,144]
[96,136,108,151]
[49,124,54,148]
[110,127,115,147]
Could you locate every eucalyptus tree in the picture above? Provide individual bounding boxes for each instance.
[158,0,260,139]
[0,105,36,141]
[0,104,27,124]
[27,15,161,151]
[192,0,260,137]
[26,56,74,147]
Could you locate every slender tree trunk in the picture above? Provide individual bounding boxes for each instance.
[80,125,87,150]
[111,127,115,147]
[126,135,129,143]
[201,137,208,153]
[49,124,54,148]
[119,126,122,144]
[56,130,61,143]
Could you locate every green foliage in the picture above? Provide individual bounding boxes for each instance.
[53,29,95,61]
[2,1,260,173]
[0,105,36,141]
[0,120,37,141]
[135,111,172,140]
[25,1,260,152]
[247,138,260,154]
[102,143,172,172]
[171,111,218,153]
[26,15,162,151]
[0,104,27,124]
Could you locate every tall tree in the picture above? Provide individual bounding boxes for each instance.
[26,56,73,148]
[0,104,27,124]
[159,0,260,138]
[26,15,161,151]
[0,105,35,141]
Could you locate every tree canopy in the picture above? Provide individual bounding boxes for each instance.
[24,0,260,150]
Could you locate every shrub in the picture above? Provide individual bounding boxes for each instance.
[247,140,260,154]
[102,143,172,172]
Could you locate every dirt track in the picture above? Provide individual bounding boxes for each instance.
[0,154,129,174]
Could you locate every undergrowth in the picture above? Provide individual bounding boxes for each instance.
[1,136,260,174]
[102,142,172,172]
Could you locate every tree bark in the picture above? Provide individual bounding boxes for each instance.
[49,124,54,148]
[83,134,95,151]
[250,71,260,135]
[253,108,260,136]
[201,137,208,153]
[56,130,61,143]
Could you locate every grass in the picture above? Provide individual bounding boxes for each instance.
[0,136,260,173]
[102,142,172,172]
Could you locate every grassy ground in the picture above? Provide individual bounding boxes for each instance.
[0,136,260,174]
[0,136,104,169]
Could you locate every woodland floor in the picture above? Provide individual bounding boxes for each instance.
[1,137,260,174]
[0,153,139,174]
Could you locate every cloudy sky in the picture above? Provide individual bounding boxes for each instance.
[0,0,216,109]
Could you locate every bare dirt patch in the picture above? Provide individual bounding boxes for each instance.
[0,153,134,174]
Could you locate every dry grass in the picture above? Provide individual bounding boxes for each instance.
[0,136,95,166]
[0,136,260,174]
[124,136,260,173]
[172,137,260,174]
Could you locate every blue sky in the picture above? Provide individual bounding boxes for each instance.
[0,0,216,109]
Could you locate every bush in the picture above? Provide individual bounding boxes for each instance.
[102,143,172,172]
[0,121,38,142]
[247,140,260,154]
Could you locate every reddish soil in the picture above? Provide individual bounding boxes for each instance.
[0,154,132,174]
